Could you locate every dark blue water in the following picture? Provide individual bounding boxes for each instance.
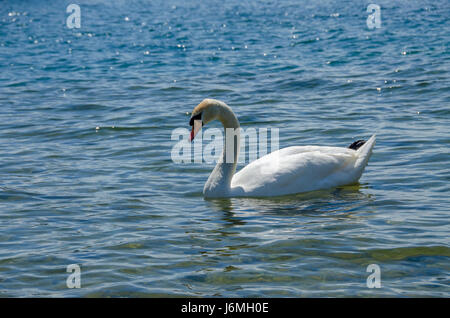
[0,0,449,297]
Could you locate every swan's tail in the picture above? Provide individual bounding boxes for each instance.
[348,139,366,150]
[353,134,376,177]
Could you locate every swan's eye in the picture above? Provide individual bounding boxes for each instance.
[189,113,202,126]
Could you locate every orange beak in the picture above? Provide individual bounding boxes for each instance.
[189,120,202,142]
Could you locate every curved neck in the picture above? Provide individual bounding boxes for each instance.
[203,105,240,198]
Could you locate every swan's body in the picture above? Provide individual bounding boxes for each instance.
[189,99,376,198]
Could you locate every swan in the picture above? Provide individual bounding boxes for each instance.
[189,99,376,198]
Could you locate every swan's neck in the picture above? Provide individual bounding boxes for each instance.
[203,105,240,197]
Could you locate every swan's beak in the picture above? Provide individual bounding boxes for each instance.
[189,120,202,142]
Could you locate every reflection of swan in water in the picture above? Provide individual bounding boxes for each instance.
[189,99,376,198]
[205,198,247,227]
[206,183,374,218]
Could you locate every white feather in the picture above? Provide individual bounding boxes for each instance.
[230,135,376,197]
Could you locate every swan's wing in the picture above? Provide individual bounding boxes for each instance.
[231,146,359,196]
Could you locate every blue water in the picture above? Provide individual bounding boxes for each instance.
[0,0,449,297]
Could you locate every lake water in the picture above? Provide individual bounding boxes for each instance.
[0,0,449,297]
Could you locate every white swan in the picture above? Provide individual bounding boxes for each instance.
[189,99,376,198]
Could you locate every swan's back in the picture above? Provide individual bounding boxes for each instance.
[230,135,376,197]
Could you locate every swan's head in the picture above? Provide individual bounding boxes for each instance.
[189,99,223,141]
